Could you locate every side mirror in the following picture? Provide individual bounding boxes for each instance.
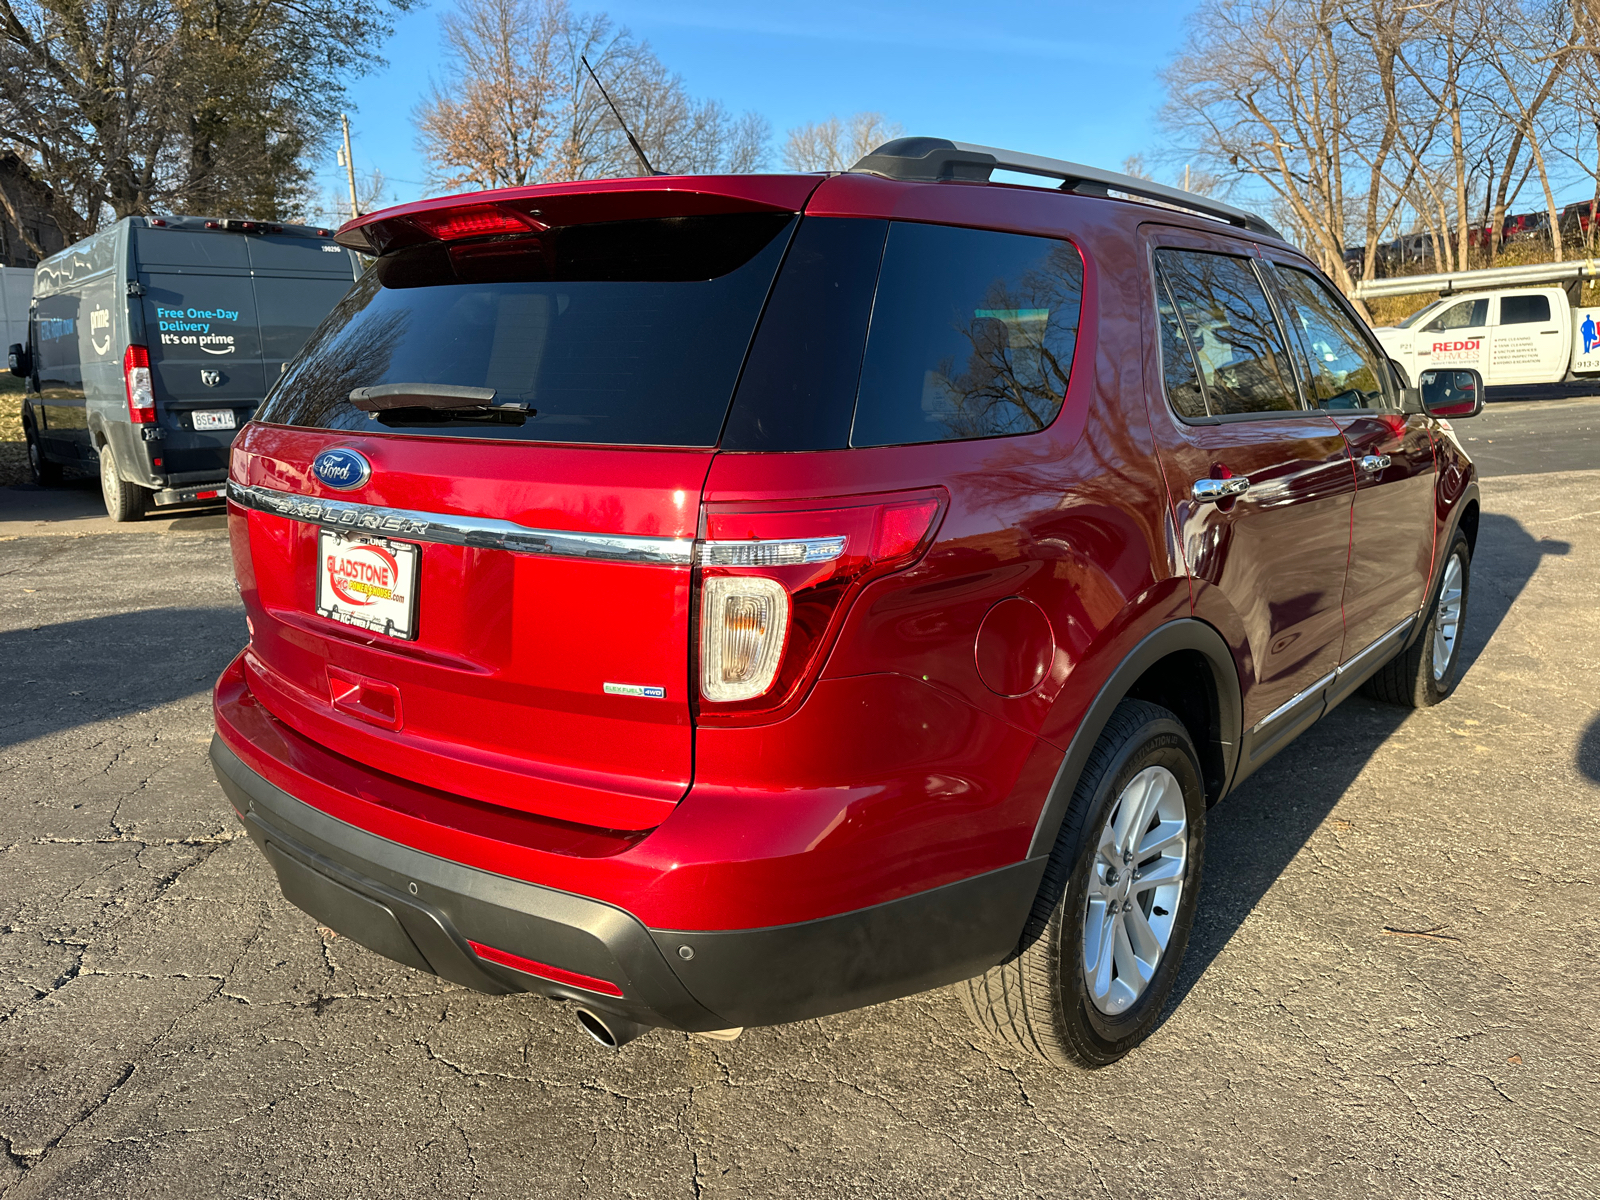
[1420,367,1483,419]
[6,343,26,378]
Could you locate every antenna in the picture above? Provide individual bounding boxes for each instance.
[580,55,659,177]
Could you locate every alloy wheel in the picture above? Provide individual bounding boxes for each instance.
[1432,552,1465,682]
[1082,765,1189,1016]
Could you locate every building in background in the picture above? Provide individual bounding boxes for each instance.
[0,155,65,269]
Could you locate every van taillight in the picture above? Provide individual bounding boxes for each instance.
[696,490,946,722]
[124,345,155,423]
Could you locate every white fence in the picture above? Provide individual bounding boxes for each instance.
[0,266,33,350]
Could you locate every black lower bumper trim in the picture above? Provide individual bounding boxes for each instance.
[211,734,1047,1031]
[650,856,1047,1028]
[211,736,722,1030]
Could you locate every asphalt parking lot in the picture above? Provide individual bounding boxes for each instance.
[1,402,1597,1198]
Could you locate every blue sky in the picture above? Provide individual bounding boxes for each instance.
[315,0,1200,216]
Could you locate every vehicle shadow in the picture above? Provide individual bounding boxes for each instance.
[1165,510,1565,1013]
[1455,512,1568,676]
[0,606,246,751]
[1578,712,1600,785]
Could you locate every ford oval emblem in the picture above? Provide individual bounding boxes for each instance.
[311,448,370,491]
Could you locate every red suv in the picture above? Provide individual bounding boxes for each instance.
[211,138,1482,1067]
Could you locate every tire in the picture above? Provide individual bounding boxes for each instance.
[25,418,63,486]
[958,699,1206,1068]
[1362,532,1470,708]
[98,440,147,522]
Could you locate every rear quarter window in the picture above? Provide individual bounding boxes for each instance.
[849,223,1084,447]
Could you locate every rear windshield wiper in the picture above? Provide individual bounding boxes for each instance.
[349,383,532,415]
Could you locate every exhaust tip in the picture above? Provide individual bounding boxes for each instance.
[574,1007,649,1049]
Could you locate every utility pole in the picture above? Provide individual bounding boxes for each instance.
[340,114,360,219]
[1183,163,1191,192]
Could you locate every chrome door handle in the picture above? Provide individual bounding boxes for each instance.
[1360,454,1392,472]
[1191,476,1251,502]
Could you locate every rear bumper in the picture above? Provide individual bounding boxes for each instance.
[212,717,1046,1032]
[152,481,227,507]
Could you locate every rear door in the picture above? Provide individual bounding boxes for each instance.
[1145,234,1356,749]
[1489,291,1568,385]
[136,228,267,411]
[1266,260,1436,666]
[245,233,360,378]
[231,203,805,831]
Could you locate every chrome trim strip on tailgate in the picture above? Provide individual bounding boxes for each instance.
[228,481,694,565]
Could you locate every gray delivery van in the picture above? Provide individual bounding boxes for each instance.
[8,216,362,519]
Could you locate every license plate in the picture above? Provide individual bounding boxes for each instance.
[316,530,419,640]
[193,409,236,431]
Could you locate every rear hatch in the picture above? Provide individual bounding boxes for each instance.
[231,181,816,831]
[134,225,358,474]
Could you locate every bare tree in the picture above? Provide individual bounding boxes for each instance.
[1165,0,1406,307]
[0,0,412,240]
[782,112,903,172]
[1157,0,1600,291]
[1480,0,1577,259]
[418,0,769,189]
[415,0,565,189]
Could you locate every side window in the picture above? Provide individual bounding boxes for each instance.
[33,292,85,400]
[1154,264,1207,419]
[1271,265,1388,410]
[1500,293,1552,325]
[850,222,1083,448]
[1154,249,1299,415]
[1423,298,1487,332]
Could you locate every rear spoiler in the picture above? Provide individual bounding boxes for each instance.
[334,175,826,256]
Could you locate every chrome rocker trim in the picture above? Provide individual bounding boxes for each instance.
[1249,614,1417,736]
[228,481,695,566]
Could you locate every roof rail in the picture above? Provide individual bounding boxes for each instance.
[848,137,1282,240]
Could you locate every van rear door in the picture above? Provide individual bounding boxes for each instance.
[245,233,361,376]
[230,185,815,831]
[134,226,360,476]
[136,228,267,411]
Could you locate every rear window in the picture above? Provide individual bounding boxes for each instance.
[1500,293,1552,325]
[247,235,356,274]
[131,229,250,269]
[257,213,796,447]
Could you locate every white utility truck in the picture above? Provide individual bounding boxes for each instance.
[1358,261,1600,389]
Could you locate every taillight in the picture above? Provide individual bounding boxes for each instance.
[700,576,790,701]
[124,345,155,423]
[409,204,547,241]
[696,489,946,722]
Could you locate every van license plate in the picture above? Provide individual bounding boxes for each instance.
[316,531,419,640]
[193,409,236,430]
